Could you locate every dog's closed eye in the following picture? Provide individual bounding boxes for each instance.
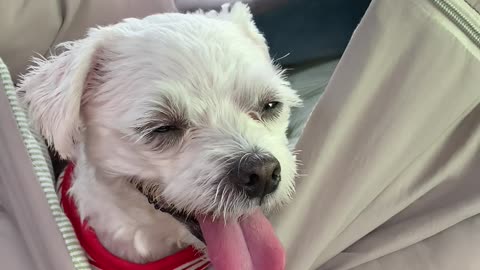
[153,125,180,133]
[133,123,185,150]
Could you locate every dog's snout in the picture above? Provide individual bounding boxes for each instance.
[234,155,281,200]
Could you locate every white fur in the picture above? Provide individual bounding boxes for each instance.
[18,3,301,264]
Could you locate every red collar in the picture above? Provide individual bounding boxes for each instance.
[59,163,210,270]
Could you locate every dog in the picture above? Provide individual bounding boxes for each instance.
[18,3,301,270]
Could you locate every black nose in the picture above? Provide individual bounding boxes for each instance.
[234,155,281,200]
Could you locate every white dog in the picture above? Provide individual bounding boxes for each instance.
[18,3,300,270]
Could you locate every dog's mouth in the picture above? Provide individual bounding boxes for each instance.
[136,185,205,242]
[134,184,285,270]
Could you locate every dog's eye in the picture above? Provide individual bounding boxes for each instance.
[153,125,178,133]
[260,101,283,121]
[263,101,280,111]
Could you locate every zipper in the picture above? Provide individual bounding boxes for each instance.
[430,0,480,47]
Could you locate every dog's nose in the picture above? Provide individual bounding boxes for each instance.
[235,155,281,200]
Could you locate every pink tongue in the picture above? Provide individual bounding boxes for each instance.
[197,209,285,270]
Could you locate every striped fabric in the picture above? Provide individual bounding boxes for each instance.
[0,58,92,270]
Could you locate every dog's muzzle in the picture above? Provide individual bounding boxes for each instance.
[134,152,282,242]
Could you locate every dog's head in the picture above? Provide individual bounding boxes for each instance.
[19,3,299,234]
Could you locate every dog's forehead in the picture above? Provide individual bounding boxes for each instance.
[119,35,282,97]
[100,15,296,124]
[144,68,283,118]
[107,15,275,84]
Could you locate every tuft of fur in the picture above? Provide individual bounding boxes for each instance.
[18,2,300,264]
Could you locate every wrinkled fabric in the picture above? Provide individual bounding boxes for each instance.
[272,0,480,269]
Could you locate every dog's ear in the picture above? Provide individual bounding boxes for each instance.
[17,29,106,159]
[203,2,269,56]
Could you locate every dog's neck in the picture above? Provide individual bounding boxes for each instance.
[67,150,202,263]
